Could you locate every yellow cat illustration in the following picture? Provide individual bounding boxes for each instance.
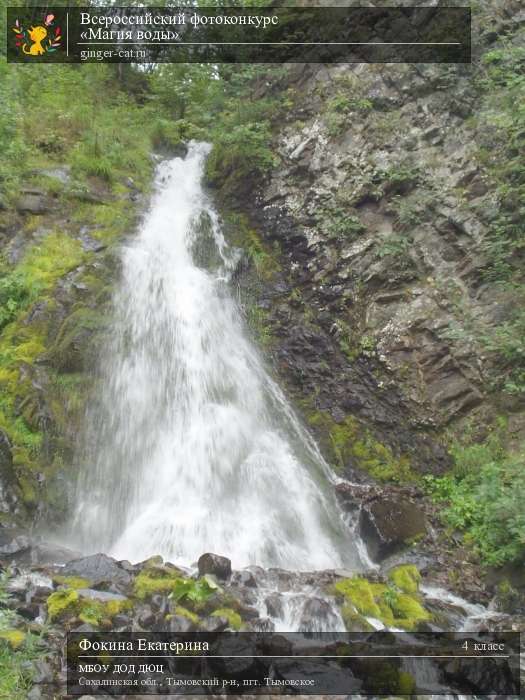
[23,25,47,56]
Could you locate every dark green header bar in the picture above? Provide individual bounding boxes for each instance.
[7,6,471,64]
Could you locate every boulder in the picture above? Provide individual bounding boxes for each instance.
[76,589,128,603]
[0,530,31,557]
[62,553,132,588]
[16,193,51,214]
[199,615,229,632]
[359,497,427,562]
[197,552,232,580]
[299,597,337,631]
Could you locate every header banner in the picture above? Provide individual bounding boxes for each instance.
[7,6,471,64]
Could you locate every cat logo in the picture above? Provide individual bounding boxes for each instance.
[12,13,62,57]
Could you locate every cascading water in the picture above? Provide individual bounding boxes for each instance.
[70,142,363,574]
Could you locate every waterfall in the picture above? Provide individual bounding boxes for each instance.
[70,141,363,572]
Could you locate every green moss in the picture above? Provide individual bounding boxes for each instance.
[211,607,243,630]
[333,578,382,618]
[77,597,131,627]
[133,567,182,600]
[388,565,421,594]
[173,606,200,625]
[0,630,26,649]
[333,576,432,631]
[224,212,281,280]
[47,588,79,621]
[390,593,431,630]
[398,670,417,694]
[305,410,416,483]
[53,575,91,589]
[48,307,107,372]
[18,232,84,292]
[47,587,132,626]
[340,604,374,631]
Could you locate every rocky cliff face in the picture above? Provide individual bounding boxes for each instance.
[0,169,145,529]
[218,2,525,485]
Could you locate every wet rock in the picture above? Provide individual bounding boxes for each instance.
[197,552,232,580]
[250,617,275,632]
[265,593,284,618]
[0,530,31,558]
[29,541,80,566]
[359,497,427,562]
[423,598,468,630]
[231,569,257,587]
[299,597,337,631]
[62,553,132,588]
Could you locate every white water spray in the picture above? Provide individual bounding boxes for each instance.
[71,142,362,572]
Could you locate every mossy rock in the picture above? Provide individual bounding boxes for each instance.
[47,587,131,625]
[333,577,383,618]
[387,565,422,594]
[133,567,182,600]
[47,588,79,621]
[0,629,26,649]
[305,411,416,483]
[53,575,91,589]
[173,606,200,625]
[77,597,132,627]
[211,607,243,630]
[332,575,432,631]
[389,593,431,630]
[47,308,107,373]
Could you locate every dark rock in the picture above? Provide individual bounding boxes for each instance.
[0,531,31,557]
[62,553,132,588]
[137,606,156,628]
[265,593,284,618]
[0,431,17,514]
[197,552,232,580]
[199,615,229,632]
[16,603,40,620]
[151,594,169,614]
[231,570,257,588]
[112,614,132,629]
[299,597,338,631]
[0,430,12,471]
[250,617,275,632]
[167,615,194,633]
[359,497,427,562]
[16,194,51,214]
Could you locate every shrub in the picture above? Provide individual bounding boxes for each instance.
[424,438,525,566]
